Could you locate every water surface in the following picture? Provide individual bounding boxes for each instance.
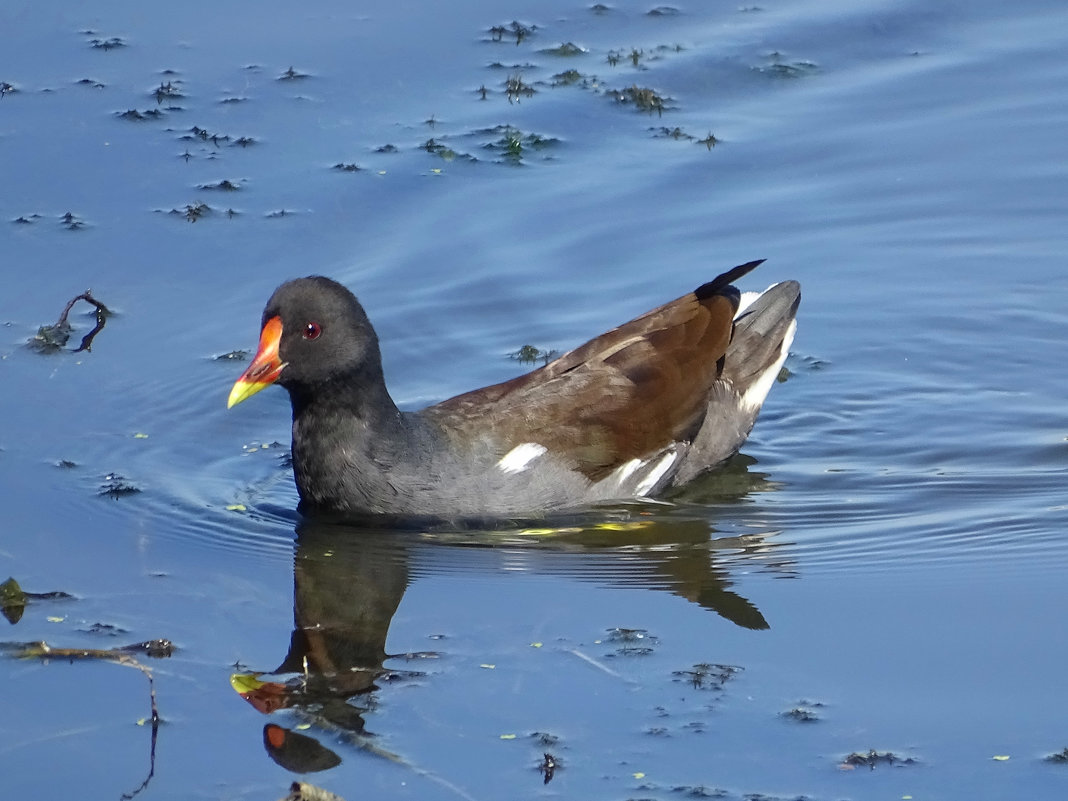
[2,0,1066,799]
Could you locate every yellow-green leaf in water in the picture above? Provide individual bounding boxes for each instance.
[480,663,495,669]
[47,616,64,623]
[595,521,649,532]
[992,754,1010,761]
[226,504,247,512]
[133,432,149,439]
[499,733,516,740]
[633,772,645,779]
[530,642,543,648]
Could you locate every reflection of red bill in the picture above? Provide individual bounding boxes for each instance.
[229,672,290,714]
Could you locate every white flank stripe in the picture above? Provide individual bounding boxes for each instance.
[497,443,547,474]
[735,290,761,317]
[635,449,678,496]
[735,283,790,318]
[740,318,797,413]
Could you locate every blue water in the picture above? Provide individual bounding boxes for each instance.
[2,0,1066,799]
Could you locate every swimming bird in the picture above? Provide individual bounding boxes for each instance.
[228,259,799,518]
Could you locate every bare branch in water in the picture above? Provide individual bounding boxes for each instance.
[6,639,168,799]
[30,290,111,353]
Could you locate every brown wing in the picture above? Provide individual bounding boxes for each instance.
[423,261,761,481]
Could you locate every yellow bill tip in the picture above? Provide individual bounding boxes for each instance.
[227,378,271,409]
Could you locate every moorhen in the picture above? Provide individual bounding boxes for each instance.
[228,259,799,518]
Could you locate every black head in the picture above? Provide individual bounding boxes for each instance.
[263,276,383,392]
[228,276,387,410]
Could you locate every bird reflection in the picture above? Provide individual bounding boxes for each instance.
[233,455,792,773]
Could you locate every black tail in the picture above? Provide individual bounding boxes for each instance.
[694,259,766,301]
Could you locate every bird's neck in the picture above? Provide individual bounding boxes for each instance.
[290,370,405,435]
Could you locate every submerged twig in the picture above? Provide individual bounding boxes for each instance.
[7,639,169,799]
[119,657,160,801]
[30,290,111,352]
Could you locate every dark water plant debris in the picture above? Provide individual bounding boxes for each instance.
[604,626,659,656]
[672,662,741,690]
[486,61,539,71]
[421,138,471,162]
[698,132,720,149]
[152,80,183,104]
[539,752,558,784]
[332,163,362,172]
[755,56,818,79]
[30,290,110,353]
[0,577,75,626]
[198,179,242,191]
[780,705,820,722]
[648,127,718,149]
[1,81,17,98]
[505,72,536,103]
[278,782,348,801]
[100,473,142,498]
[1045,747,1068,763]
[648,6,681,15]
[84,622,128,636]
[510,344,559,365]
[669,785,728,798]
[840,749,917,769]
[117,108,165,121]
[188,126,229,145]
[652,125,693,140]
[606,47,645,68]
[75,78,106,88]
[278,66,310,81]
[612,84,669,115]
[480,126,557,164]
[166,201,211,222]
[531,731,559,747]
[488,21,537,45]
[0,579,26,625]
[541,42,586,57]
[551,69,584,86]
[88,35,127,50]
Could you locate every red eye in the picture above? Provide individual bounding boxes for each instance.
[303,322,322,340]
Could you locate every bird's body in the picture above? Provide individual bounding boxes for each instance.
[229,260,800,519]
